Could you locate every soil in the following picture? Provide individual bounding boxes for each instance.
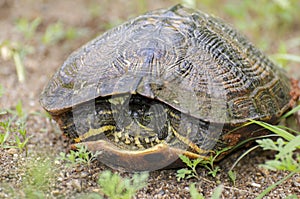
[1,0,300,198]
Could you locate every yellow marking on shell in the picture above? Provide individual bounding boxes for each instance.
[108,96,127,105]
[134,136,143,148]
[114,131,120,143]
[124,132,131,144]
[144,137,150,143]
[173,99,179,104]
[116,131,122,138]
[155,137,160,143]
[171,127,208,154]
[125,122,133,130]
[76,125,116,142]
[169,110,180,120]
[135,120,155,132]
[62,123,73,129]
[100,110,116,115]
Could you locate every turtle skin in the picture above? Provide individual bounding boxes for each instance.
[40,4,294,171]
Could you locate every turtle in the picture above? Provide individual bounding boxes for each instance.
[40,4,297,171]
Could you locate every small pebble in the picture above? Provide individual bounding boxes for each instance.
[92,188,101,192]
[80,171,88,178]
[57,177,63,182]
[52,190,61,196]
[293,177,300,187]
[250,182,261,188]
[71,179,82,192]
[158,189,165,196]
[12,153,19,160]
[54,160,61,165]
[7,148,18,155]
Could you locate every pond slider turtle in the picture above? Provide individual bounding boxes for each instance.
[40,5,297,171]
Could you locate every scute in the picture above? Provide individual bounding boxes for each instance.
[40,4,291,124]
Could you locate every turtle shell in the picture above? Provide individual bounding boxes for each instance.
[40,5,293,171]
[40,4,291,124]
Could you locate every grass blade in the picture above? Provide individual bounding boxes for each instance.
[13,51,26,82]
[281,104,300,119]
[272,53,300,63]
[250,120,295,141]
[255,169,300,199]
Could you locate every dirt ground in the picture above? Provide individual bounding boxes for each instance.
[1,0,300,198]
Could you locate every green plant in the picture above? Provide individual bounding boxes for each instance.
[23,157,54,197]
[2,156,56,198]
[0,100,31,153]
[0,95,11,146]
[189,183,204,199]
[189,183,223,199]
[223,0,300,48]
[181,0,197,8]
[42,21,80,45]
[78,192,104,199]
[211,184,223,199]
[210,105,300,198]
[248,117,300,172]
[281,104,300,119]
[285,194,299,199]
[270,40,300,68]
[250,120,298,141]
[1,17,83,83]
[10,101,31,154]
[272,53,300,65]
[58,144,101,166]
[15,17,42,40]
[227,170,237,186]
[176,148,230,181]
[0,41,32,82]
[243,106,300,198]
[3,17,41,82]
[177,155,202,181]
[97,170,148,199]
[0,119,11,145]
[256,136,300,171]
[0,84,4,97]
[255,168,300,199]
